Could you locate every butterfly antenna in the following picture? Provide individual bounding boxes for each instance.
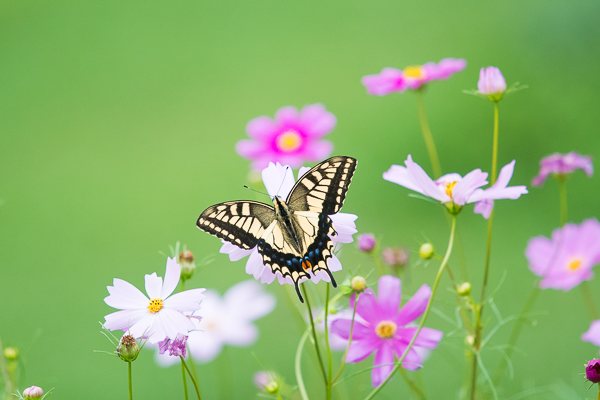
[275,166,291,197]
[242,185,270,198]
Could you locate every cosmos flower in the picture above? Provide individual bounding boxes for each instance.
[220,162,357,285]
[362,58,466,95]
[526,219,600,291]
[586,359,600,383]
[357,233,377,252]
[532,152,593,186]
[331,275,442,387]
[582,320,600,346]
[236,104,335,170]
[156,280,275,365]
[103,258,205,343]
[383,155,527,218]
[477,67,507,100]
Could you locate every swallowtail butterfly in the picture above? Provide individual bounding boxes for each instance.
[196,156,357,302]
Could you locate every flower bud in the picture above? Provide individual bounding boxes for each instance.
[178,249,197,281]
[3,347,18,361]
[357,233,376,253]
[350,276,367,293]
[382,247,409,268]
[254,371,279,394]
[457,282,472,296]
[418,243,434,260]
[23,386,44,399]
[477,67,506,102]
[586,359,600,383]
[117,334,141,362]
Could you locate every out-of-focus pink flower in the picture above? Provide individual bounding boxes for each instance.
[383,156,527,218]
[358,233,377,252]
[158,334,188,358]
[220,162,357,286]
[362,58,466,95]
[532,152,593,186]
[477,67,507,99]
[22,386,44,399]
[331,275,442,387]
[582,320,600,346]
[103,258,205,343]
[381,247,409,268]
[155,280,275,366]
[526,219,600,291]
[236,104,335,170]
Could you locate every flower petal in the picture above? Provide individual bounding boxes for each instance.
[331,319,371,340]
[452,169,487,205]
[246,116,276,140]
[397,285,431,324]
[383,165,425,194]
[582,320,600,346]
[224,280,275,320]
[105,279,149,310]
[145,273,163,299]
[405,156,447,202]
[187,330,223,363]
[372,342,395,387]
[164,289,205,312]
[377,275,401,319]
[261,162,296,198]
[156,308,195,340]
[220,241,254,261]
[346,338,378,363]
[103,309,149,331]
[245,249,276,284]
[162,257,181,299]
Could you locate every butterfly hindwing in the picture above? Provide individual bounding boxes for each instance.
[286,156,357,214]
[196,201,275,250]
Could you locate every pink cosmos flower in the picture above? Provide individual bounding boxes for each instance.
[582,320,600,346]
[526,219,600,291]
[156,280,275,365]
[383,155,527,218]
[236,104,335,170]
[358,233,377,252]
[586,359,600,383]
[103,258,205,343]
[532,152,593,186]
[331,275,442,387]
[362,58,466,95]
[477,67,507,97]
[220,162,357,285]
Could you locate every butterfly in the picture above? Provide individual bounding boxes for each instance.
[196,156,357,302]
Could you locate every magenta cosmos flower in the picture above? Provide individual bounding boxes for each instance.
[236,104,335,170]
[586,359,600,383]
[477,67,507,100]
[526,219,600,290]
[532,152,593,186]
[362,58,466,95]
[331,275,442,387]
[103,257,205,343]
[582,320,600,346]
[383,155,527,218]
[220,162,357,285]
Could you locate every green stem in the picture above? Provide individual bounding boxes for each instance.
[324,284,333,399]
[332,293,360,383]
[181,358,189,400]
[364,216,457,400]
[128,361,133,400]
[416,90,442,178]
[558,177,568,226]
[301,285,329,396]
[295,330,310,400]
[0,339,14,400]
[180,356,202,400]
[490,103,500,184]
[399,369,427,400]
[597,384,600,400]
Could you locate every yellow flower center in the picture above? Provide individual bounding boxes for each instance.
[275,130,303,152]
[445,181,458,198]
[147,298,164,313]
[567,258,583,272]
[375,320,397,339]
[403,65,425,80]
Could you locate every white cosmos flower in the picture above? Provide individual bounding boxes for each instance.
[155,280,275,366]
[103,257,205,343]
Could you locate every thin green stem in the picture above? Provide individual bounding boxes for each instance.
[324,284,333,399]
[0,339,14,400]
[399,369,427,400]
[128,362,133,400]
[558,177,568,226]
[364,216,457,400]
[181,358,189,400]
[416,90,442,178]
[597,384,600,400]
[294,330,310,400]
[180,356,202,400]
[490,103,500,184]
[301,285,329,395]
[333,293,360,383]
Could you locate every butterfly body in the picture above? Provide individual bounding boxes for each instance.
[197,156,357,302]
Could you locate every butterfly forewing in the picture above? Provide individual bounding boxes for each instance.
[196,201,275,250]
[286,156,357,214]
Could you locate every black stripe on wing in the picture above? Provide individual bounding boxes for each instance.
[286,156,357,215]
[257,213,337,302]
[196,201,275,250]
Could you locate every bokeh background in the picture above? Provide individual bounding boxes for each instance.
[1,0,599,398]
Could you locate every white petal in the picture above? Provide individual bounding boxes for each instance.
[128,315,157,341]
[224,280,275,320]
[330,213,357,243]
[220,319,258,346]
[157,308,195,339]
[164,289,205,311]
[105,279,149,310]
[103,309,148,331]
[245,249,276,283]
[187,331,223,363]
[261,162,296,198]
[145,273,163,299]
[162,257,181,299]
[383,165,423,194]
[220,241,253,261]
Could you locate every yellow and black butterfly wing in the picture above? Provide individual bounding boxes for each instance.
[286,156,357,214]
[196,201,275,250]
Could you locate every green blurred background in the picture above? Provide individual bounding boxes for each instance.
[1,0,599,398]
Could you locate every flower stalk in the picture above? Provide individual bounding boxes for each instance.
[181,359,189,400]
[180,356,202,400]
[416,90,442,178]
[301,285,329,398]
[128,361,133,400]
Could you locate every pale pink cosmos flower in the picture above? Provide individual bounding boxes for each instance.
[383,155,527,218]
[236,104,335,170]
[362,58,466,95]
[477,67,507,97]
[103,258,205,343]
[221,162,357,285]
[532,152,593,186]
[331,275,442,387]
[526,219,600,291]
[155,280,275,366]
[22,386,44,399]
[582,320,600,346]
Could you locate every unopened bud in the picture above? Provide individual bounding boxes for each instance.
[382,247,409,268]
[179,249,197,281]
[254,371,279,394]
[351,276,367,293]
[117,334,140,362]
[357,233,376,253]
[457,282,472,296]
[586,359,600,383]
[3,347,18,361]
[418,243,434,260]
[23,386,44,399]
